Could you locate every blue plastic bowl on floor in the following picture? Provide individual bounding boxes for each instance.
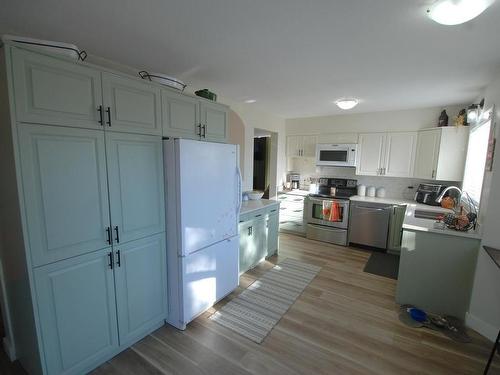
[409,308,427,322]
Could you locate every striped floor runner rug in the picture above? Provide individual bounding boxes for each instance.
[210,258,321,343]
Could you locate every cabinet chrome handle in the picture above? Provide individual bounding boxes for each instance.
[108,252,113,269]
[248,226,253,235]
[202,124,207,138]
[197,124,202,136]
[431,170,436,178]
[106,107,111,127]
[97,106,104,126]
[114,226,120,244]
[106,227,112,245]
[116,250,121,267]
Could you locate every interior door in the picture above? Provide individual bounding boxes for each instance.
[356,133,386,176]
[200,102,228,142]
[18,124,111,266]
[162,90,200,138]
[384,132,417,177]
[11,47,102,129]
[102,73,162,135]
[106,132,165,245]
[34,249,118,375]
[414,129,441,179]
[177,139,239,256]
[114,233,167,346]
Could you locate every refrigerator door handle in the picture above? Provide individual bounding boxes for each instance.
[236,165,242,214]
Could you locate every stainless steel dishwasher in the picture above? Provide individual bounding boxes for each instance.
[348,202,391,249]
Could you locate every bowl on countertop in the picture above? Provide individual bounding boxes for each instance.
[246,191,264,200]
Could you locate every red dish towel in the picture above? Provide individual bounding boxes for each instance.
[330,202,341,222]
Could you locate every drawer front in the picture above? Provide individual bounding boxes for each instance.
[306,224,347,246]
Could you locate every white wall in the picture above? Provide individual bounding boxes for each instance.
[229,103,286,196]
[286,105,466,135]
[466,75,500,341]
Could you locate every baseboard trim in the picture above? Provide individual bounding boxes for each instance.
[466,312,498,342]
[2,336,16,361]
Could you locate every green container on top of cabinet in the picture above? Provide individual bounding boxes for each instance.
[0,42,175,375]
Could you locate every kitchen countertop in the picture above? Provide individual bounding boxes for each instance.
[349,195,482,240]
[240,199,280,215]
[278,189,310,197]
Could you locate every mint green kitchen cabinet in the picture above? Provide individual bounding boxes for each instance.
[162,89,229,142]
[162,89,201,138]
[105,132,165,244]
[11,47,103,129]
[102,73,162,135]
[18,124,111,266]
[267,208,279,257]
[239,217,267,274]
[34,248,119,375]
[200,101,228,142]
[114,233,167,346]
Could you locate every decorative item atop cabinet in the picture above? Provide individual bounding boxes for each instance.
[195,88,217,101]
[438,110,448,127]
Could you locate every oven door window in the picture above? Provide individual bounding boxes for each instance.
[319,150,348,162]
[312,201,344,222]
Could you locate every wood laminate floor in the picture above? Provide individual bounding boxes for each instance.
[1,233,498,374]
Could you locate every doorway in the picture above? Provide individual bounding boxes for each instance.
[253,128,278,198]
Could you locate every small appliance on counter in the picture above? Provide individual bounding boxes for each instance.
[286,172,301,190]
[305,178,357,246]
[414,183,448,206]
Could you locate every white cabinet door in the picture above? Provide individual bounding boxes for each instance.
[105,132,165,245]
[356,133,386,176]
[34,249,119,375]
[162,90,200,139]
[302,135,317,157]
[414,129,441,179]
[384,132,417,177]
[11,47,103,129]
[286,136,301,157]
[200,102,228,142]
[102,73,162,135]
[18,124,111,266]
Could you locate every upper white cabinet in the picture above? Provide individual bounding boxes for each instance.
[12,48,103,129]
[102,73,162,136]
[356,133,386,176]
[357,132,416,177]
[414,127,469,181]
[162,89,228,142]
[384,132,417,177]
[286,135,317,157]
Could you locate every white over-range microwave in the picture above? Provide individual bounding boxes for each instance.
[316,143,358,167]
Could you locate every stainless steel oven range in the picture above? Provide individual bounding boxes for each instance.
[304,178,357,246]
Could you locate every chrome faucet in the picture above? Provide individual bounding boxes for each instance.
[436,186,462,203]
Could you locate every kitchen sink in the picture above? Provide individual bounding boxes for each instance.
[414,210,444,220]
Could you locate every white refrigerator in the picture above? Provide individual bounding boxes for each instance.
[164,138,242,330]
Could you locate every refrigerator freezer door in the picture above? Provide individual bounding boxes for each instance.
[181,235,239,326]
[177,139,239,256]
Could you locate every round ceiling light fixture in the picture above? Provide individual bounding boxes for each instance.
[335,98,359,110]
[427,0,494,25]
[244,99,257,104]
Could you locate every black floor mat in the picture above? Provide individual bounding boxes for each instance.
[363,252,400,280]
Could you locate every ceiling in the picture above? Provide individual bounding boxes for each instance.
[2,0,500,118]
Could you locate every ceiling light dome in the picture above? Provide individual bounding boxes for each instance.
[335,98,359,110]
[427,0,494,26]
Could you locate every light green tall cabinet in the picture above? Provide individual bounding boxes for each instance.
[0,42,170,375]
